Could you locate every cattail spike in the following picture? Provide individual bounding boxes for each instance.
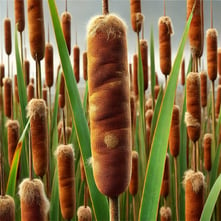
[0,195,15,221]
[161,153,170,198]
[129,151,139,196]
[77,206,92,221]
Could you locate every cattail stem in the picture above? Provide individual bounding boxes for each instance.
[20,32,23,66]
[29,132,33,180]
[125,190,129,221]
[164,0,166,16]
[84,183,88,207]
[102,0,109,15]
[174,157,179,221]
[193,141,197,172]
[0,145,5,196]
[37,60,42,99]
[210,0,213,28]
[211,81,216,149]
[132,196,136,221]
[165,75,167,89]
[109,197,119,221]
[62,109,67,145]
[8,55,10,78]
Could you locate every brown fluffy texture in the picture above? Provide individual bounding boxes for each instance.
[207,28,218,81]
[140,39,148,90]
[61,11,71,54]
[200,71,207,107]
[0,195,15,221]
[27,0,45,61]
[129,151,139,196]
[3,77,12,118]
[73,45,80,83]
[130,0,142,33]
[27,99,48,177]
[160,206,172,221]
[77,206,92,221]
[19,178,50,221]
[161,154,170,198]
[87,14,132,197]
[6,120,20,166]
[4,18,12,55]
[169,105,180,157]
[14,0,25,32]
[185,72,201,142]
[83,51,88,81]
[45,43,54,87]
[187,0,203,57]
[159,16,173,76]
[183,169,205,221]
[55,144,75,220]
[24,59,30,85]
[203,133,212,171]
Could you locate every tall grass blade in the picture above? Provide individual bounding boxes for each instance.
[6,119,30,197]
[138,12,192,221]
[47,1,109,220]
[200,174,221,221]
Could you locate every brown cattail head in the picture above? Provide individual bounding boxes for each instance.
[61,11,71,55]
[87,14,132,197]
[154,85,160,100]
[0,64,5,87]
[24,59,30,85]
[207,28,218,82]
[145,109,153,128]
[55,144,75,220]
[160,206,172,221]
[77,206,92,221]
[83,51,88,81]
[4,18,12,55]
[27,0,45,61]
[161,153,170,198]
[218,48,221,76]
[45,43,54,87]
[3,77,12,118]
[130,92,136,128]
[187,0,203,58]
[14,75,19,103]
[73,45,80,83]
[42,87,47,105]
[19,178,50,221]
[133,53,138,96]
[158,16,173,76]
[130,0,143,33]
[169,105,180,157]
[181,59,185,86]
[0,195,15,221]
[59,73,65,109]
[6,120,20,167]
[145,98,153,111]
[203,133,212,171]
[27,82,35,102]
[27,99,48,177]
[14,0,25,32]
[129,151,139,196]
[200,71,207,108]
[185,72,201,142]
[183,169,205,221]
[140,39,148,90]
[216,85,221,118]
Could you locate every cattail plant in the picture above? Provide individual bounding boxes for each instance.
[6,120,19,167]
[3,77,12,118]
[160,206,172,221]
[19,178,50,221]
[27,82,35,102]
[77,206,92,221]
[185,72,201,171]
[161,154,170,201]
[181,59,185,86]
[61,10,71,55]
[83,51,88,81]
[55,144,75,220]
[45,41,54,88]
[169,105,180,221]
[0,64,5,87]
[203,133,212,172]
[23,57,30,86]
[0,195,15,221]
[183,169,205,221]
[140,39,148,91]
[158,16,173,84]
[129,151,139,221]
[27,99,48,177]
[14,75,19,104]
[218,48,221,76]
[87,11,131,220]
[130,0,143,33]
[133,53,138,96]
[215,85,221,118]
[200,71,207,109]
[73,43,80,83]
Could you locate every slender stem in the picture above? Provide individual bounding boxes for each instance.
[210,0,213,28]
[196,140,199,171]
[65,0,67,12]
[193,141,197,172]
[84,182,88,207]
[125,190,129,221]
[20,32,24,66]
[29,132,33,180]
[62,109,67,145]
[211,81,216,150]
[102,0,109,15]
[8,55,10,78]
[109,196,119,221]
[164,0,166,16]
[174,157,179,221]
[37,60,42,99]
[165,75,167,89]
[35,55,39,98]
[132,196,136,221]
